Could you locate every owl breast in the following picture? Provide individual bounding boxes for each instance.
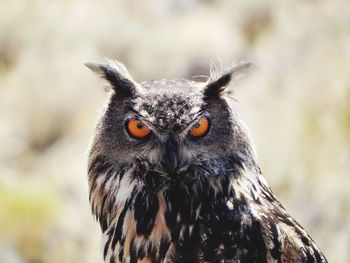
[89,152,271,262]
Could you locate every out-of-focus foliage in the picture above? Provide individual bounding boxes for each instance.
[0,0,349,262]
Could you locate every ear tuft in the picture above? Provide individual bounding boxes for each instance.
[203,61,252,99]
[85,59,138,98]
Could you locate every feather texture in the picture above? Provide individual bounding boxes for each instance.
[87,60,327,263]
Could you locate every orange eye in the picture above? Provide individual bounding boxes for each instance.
[126,119,151,139]
[190,117,210,138]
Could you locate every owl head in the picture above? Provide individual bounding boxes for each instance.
[87,60,256,189]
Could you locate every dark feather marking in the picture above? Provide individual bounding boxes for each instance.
[129,236,137,263]
[88,155,111,178]
[314,249,324,263]
[159,236,171,261]
[104,229,113,260]
[118,245,124,262]
[100,197,108,231]
[137,240,147,260]
[88,155,105,174]
[111,188,136,252]
[269,220,282,262]
[134,188,159,237]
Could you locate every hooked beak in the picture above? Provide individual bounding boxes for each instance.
[161,134,180,174]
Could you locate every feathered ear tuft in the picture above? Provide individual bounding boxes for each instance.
[203,61,252,99]
[85,59,138,98]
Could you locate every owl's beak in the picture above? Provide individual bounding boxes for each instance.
[162,134,180,174]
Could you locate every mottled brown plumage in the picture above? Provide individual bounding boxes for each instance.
[86,59,327,263]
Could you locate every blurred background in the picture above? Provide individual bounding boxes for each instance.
[0,0,349,262]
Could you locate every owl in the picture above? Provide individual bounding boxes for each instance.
[86,59,328,263]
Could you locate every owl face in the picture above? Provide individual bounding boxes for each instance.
[87,60,254,186]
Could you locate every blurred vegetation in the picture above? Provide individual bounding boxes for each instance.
[0,0,349,262]
[0,184,59,263]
